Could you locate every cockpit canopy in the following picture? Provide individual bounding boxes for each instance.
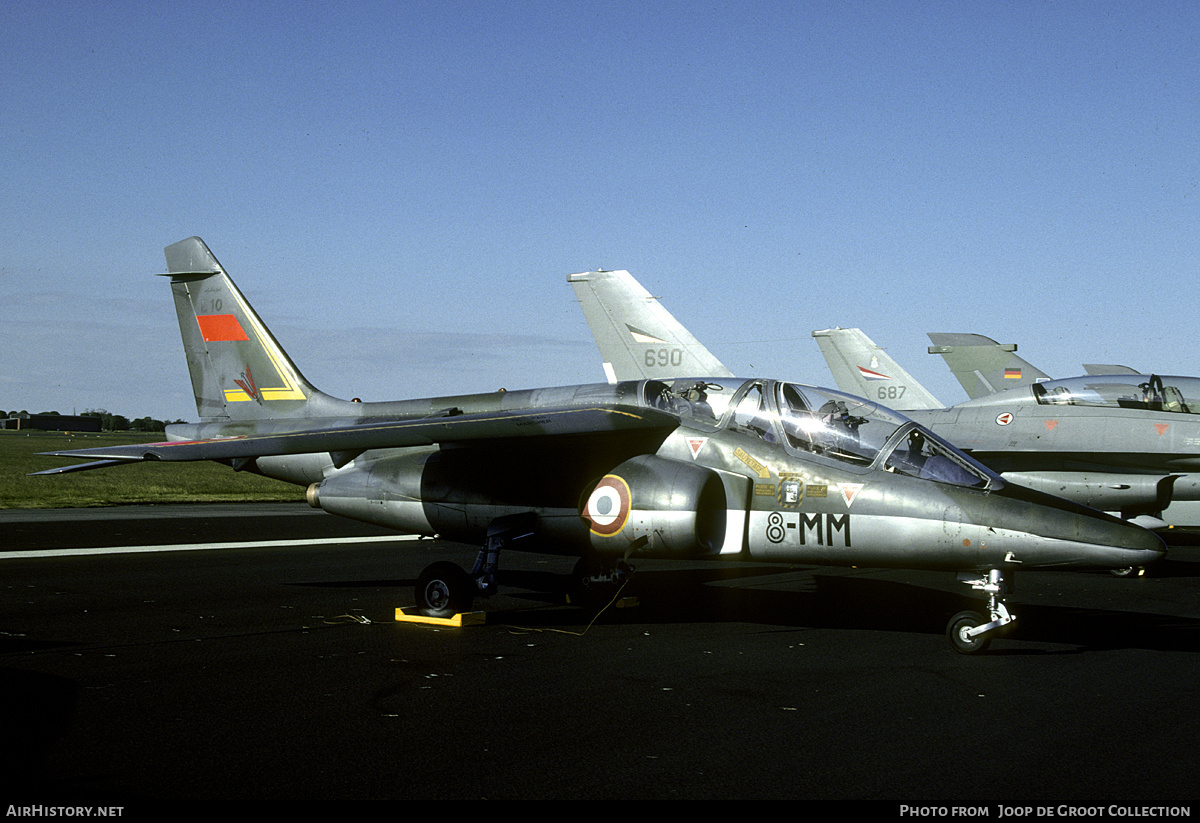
[1032,374,1200,415]
[644,377,998,489]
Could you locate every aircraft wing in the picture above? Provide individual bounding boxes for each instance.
[811,328,942,410]
[927,333,1050,397]
[568,270,734,383]
[33,404,677,474]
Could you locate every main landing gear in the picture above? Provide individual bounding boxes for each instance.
[947,569,1016,654]
[415,561,474,618]
[568,554,636,610]
[414,514,537,619]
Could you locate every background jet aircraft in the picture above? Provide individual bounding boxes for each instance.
[568,269,733,382]
[813,328,944,411]
[926,332,1139,399]
[570,268,1200,534]
[34,240,1162,654]
[1084,364,1140,375]
[925,332,1052,400]
[814,329,1200,531]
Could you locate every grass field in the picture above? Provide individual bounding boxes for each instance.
[0,430,303,508]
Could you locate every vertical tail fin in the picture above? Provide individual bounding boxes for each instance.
[567,269,734,383]
[926,333,1050,399]
[1083,363,1139,376]
[162,237,336,421]
[811,328,942,410]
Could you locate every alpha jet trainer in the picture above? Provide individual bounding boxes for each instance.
[571,271,1200,535]
[35,243,1162,654]
[570,270,1174,628]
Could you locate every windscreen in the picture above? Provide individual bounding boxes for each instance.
[645,378,998,488]
[882,425,994,488]
[643,377,746,428]
[775,383,905,467]
[777,382,997,487]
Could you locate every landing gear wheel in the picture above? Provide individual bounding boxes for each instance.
[570,555,632,610]
[416,561,473,618]
[1109,566,1142,578]
[570,555,608,610]
[947,610,992,655]
[571,555,602,587]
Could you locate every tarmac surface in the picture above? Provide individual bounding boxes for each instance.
[2,503,1200,809]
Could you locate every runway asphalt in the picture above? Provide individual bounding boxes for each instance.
[2,503,1199,810]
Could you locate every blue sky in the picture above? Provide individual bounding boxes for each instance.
[3,1,1197,422]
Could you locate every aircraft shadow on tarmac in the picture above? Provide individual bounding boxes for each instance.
[298,557,1200,655]
[585,567,1200,655]
[0,667,76,792]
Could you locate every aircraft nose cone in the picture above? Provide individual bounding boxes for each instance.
[1036,512,1166,570]
[1107,518,1167,567]
[993,484,1167,569]
[1060,502,1166,567]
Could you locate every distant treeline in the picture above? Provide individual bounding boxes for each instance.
[4,409,188,433]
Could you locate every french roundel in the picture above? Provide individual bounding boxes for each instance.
[584,475,632,536]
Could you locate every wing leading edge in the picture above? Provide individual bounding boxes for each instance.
[34,403,677,474]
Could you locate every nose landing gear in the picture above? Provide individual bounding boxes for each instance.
[947,569,1016,654]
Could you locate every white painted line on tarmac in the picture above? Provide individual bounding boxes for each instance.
[3,534,425,559]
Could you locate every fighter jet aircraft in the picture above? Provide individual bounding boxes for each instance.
[33,241,1163,654]
[924,332,1051,400]
[570,268,1200,537]
[568,269,733,382]
[811,330,1200,531]
[807,329,1130,408]
[926,332,1139,399]
[813,328,944,411]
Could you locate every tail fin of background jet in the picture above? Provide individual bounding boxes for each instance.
[811,328,942,410]
[163,237,345,422]
[567,269,734,383]
[926,333,1050,399]
[1083,364,1139,375]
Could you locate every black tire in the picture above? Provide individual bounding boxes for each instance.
[569,555,603,608]
[1109,566,1142,578]
[416,561,472,618]
[571,555,602,586]
[569,555,623,611]
[947,610,991,655]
